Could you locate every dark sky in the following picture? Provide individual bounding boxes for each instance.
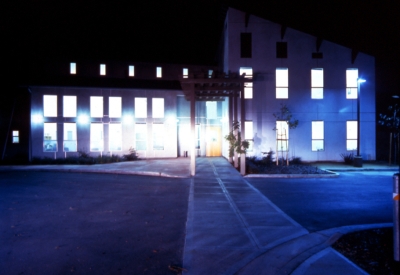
[2,0,400,100]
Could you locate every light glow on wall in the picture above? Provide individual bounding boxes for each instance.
[78,114,89,124]
[123,115,133,124]
[32,114,43,124]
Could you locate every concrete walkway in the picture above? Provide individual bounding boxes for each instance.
[1,157,395,274]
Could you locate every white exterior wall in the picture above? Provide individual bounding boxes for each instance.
[223,8,376,161]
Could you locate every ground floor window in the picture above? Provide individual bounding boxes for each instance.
[63,123,77,152]
[245,121,253,151]
[311,121,324,151]
[195,124,200,149]
[346,121,357,150]
[44,123,57,152]
[153,123,164,150]
[90,123,103,151]
[109,123,122,151]
[276,121,289,151]
[135,123,147,150]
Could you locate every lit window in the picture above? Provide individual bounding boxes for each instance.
[244,121,253,140]
[63,123,77,152]
[276,68,288,99]
[109,123,122,151]
[63,96,77,117]
[346,121,357,150]
[135,123,147,150]
[346,69,358,99]
[100,64,106,75]
[12,131,19,143]
[311,69,324,99]
[43,95,57,117]
[70,63,76,74]
[152,98,164,118]
[206,101,217,119]
[311,121,324,151]
[195,124,200,149]
[43,123,57,152]
[90,123,103,151]
[109,97,121,118]
[276,121,289,151]
[208,70,213,78]
[90,96,103,118]
[153,123,164,150]
[135,98,147,118]
[156,67,162,78]
[183,68,188,78]
[240,67,253,99]
[129,65,135,77]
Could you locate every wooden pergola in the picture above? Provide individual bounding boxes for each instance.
[180,71,252,176]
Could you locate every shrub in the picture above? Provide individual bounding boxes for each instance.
[290,156,302,165]
[340,153,354,164]
[123,147,138,161]
[261,150,275,165]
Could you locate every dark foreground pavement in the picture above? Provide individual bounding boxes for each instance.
[0,171,190,275]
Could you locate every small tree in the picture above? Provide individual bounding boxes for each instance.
[378,104,400,166]
[224,121,249,158]
[272,104,299,165]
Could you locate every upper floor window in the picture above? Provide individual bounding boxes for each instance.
[311,69,324,99]
[12,130,19,143]
[70,62,76,74]
[109,97,121,118]
[135,98,147,118]
[240,67,253,99]
[156,67,162,78]
[129,65,135,77]
[63,96,76,117]
[312,121,324,151]
[152,98,164,118]
[100,64,106,76]
[208,70,213,78]
[276,68,288,99]
[240,33,252,58]
[90,96,103,118]
[346,69,358,99]
[43,95,57,117]
[183,68,188,78]
[276,42,287,58]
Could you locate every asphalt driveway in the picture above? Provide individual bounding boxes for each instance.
[0,171,190,275]
[247,171,393,232]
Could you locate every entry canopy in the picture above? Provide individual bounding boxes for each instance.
[180,71,252,101]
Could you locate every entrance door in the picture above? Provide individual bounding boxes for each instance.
[206,126,222,156]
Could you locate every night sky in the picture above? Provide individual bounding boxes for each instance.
[2,0,400,104]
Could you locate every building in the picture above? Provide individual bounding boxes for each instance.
[2,7,376,170]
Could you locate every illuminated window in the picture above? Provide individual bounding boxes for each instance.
[311,121,324,151]
[195,124,200,149]
[43,123,57,152]
[63,123,77,152]
[90,96,103,118]
[12,131,19,143]
[135,123,147,150]
[244,121,253,140]
[70,62,76,74]
[109,97,121,118]
[43,95,57,117]
[346,69,358,99]
[276,68,288,99]
[183,68,188,78]
[109,123,122,151]
[153,123,164,150]
[206,101,217,119]
[156,67,162,78]
[208,70,213,78]
[90,123,103,151]
[276,121,289,151]
[135,98,147,118]
[100,64,106,75]
[129,65,135,77]
[63,96,77,117]
[346,121,357,150]
[311,69,324,99]
[152,98,164,118]
[240,67,253,99]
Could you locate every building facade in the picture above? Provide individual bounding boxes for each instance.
[3,7,376,163]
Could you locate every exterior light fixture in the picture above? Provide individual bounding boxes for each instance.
[32,114,43,124]
[123,115,133,124]
[78,115,89,124]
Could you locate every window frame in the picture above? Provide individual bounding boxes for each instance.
[276,68,289,99]
[43,95,57,117]
[63,123,77,152]
[346,120,358,151]
[346,68,358,99]
[12,130,19,143]
[311,68,324,99]
[311,121,324,151]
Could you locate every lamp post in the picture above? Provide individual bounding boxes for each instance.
[354,78,366,167]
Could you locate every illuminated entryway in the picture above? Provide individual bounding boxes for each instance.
[206,126,221,156]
